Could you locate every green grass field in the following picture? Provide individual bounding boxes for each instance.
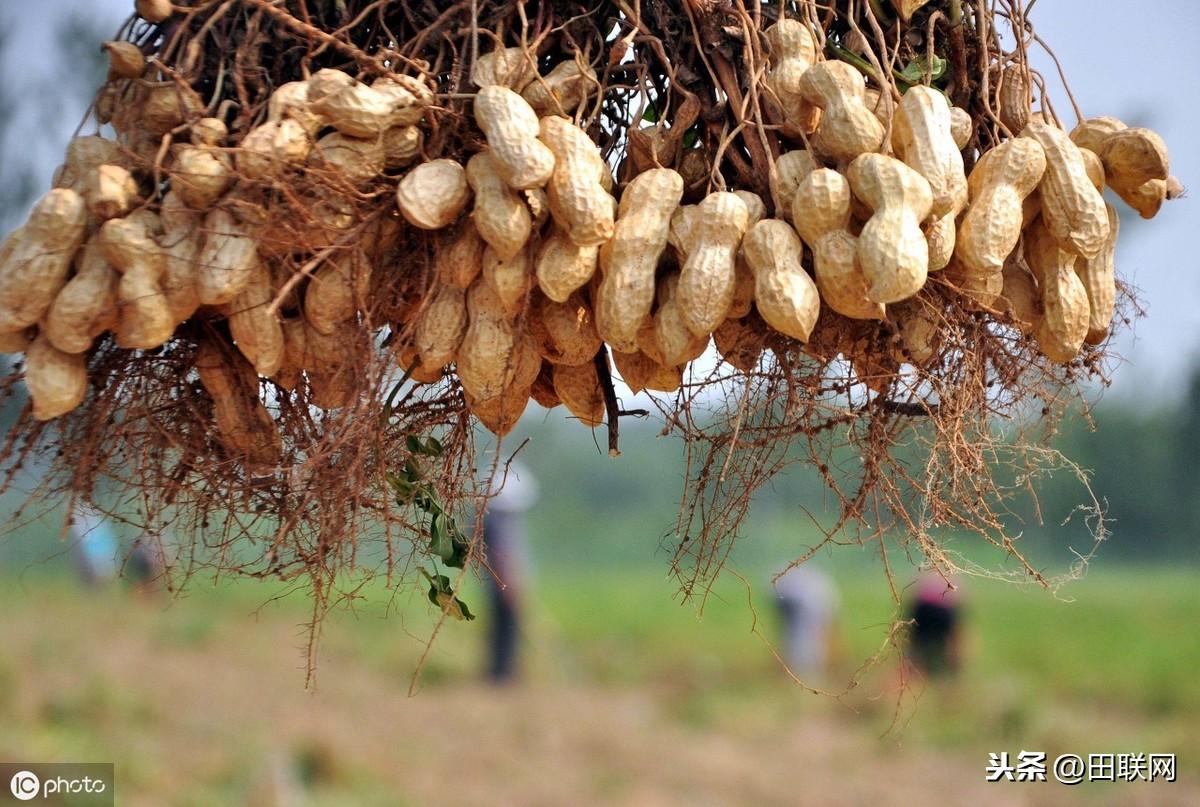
[0,564,1194,805]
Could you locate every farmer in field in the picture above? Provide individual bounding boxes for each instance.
[70,503,118,586]
[773,564,839,678]
[482,462,538,684]
[906,574,964,677]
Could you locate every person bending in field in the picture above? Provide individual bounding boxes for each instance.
[906,573,964,677]
[481,462,538,684]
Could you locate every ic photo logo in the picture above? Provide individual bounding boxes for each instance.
[8,772,39,801]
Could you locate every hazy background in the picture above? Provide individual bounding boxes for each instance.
[0,2,1197,805]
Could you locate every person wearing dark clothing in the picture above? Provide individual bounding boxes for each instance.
[907,574,963,676]
[480,463,537,684]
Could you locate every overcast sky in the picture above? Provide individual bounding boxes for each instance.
[1,0,1195,401]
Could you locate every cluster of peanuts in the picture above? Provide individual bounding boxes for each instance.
[0,11,1178,445]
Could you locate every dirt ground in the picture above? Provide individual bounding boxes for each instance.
[0,581,1193,806]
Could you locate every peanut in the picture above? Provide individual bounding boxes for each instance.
[483,245,533,316]
[103,41,144,80]
[955,136,1046,283]
[415,284,468,368]
[595,168,684,351]
[228,258,284,377]
[949,107,972,150]
[439,220,486,289]
[0,188,87,333]
[397,159,471,230]
[537,292,601,366]
[1099,127,1170,219]
[523,59,597,116]
[764,19,820,135]
[382,125,423,170]
[529,362,561,408]
[713,315,767,373]
[310,80,414,138]
[268,81,323,136]
[24,332,88,420]
[892,86,967,220]
[847,153,934,304]
[997,63,1032,134]
[539,115,615,246]
[1077,203,1119,345]
[792,168,883,320]
[473,86,556,190]
[653,272,709,367]
[797,61,886,163]
[53,136,124,194]
[457,279,516,401]
[611,348,681,394]
[769,149,820,224]
[1025,218,1089,363]
[158,191,203,323]
[140,82,203,136]
[535,228,599,303]
[471,47,537,91]
[136,0,173,23]
[100,213,175,350]
[552,361,605,428]
[0,328,32,354]
[889,298,940,365]
[195,338,281,469]
[86,164,140,221]
[237,119,312,179]
[1022,120,1110,259]
[309,131,385,186]
[999,252,1042,334]
[677,191,750,336]
[741,219,820,341]
[304,251,368,335]
[44,239,119,354]
[197,208,258,305]
[467,151,532,260]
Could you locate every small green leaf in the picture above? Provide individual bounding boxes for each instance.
[423,436,444,456]
[641,103,659,123]
[406,435,422,454]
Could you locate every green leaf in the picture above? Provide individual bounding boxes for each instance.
[898,55,948,85]
[425,573,475,621]
[641,102,659,123]
[681,126,699,150]
[423,436,444,456]
[406,435,422,454]
[429,513,453,562]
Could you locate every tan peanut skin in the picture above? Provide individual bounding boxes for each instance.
[86,163,140,221]
[949,107,972,150]
[1025,218,1089,363]
[229,258,285,377]
[25,332,88,420]
[471,47,537,91]
[466,151,532,261]
[473,86,556,190]
[538,292,601,366]
[45,239,120,354]
[889,298,940,365]
[170,146,232,211]
[742,219,820,341]
[677,191,750,337]
[538,116,615,247]
[536,228,599,303]
[1022,120,1110,259]
[653,273,709,367]
[764,19,820,136]
[892,86,968,220]
[552,361,605,428]
[997,64,1032,135]
[713,315,766,373]
[439,220,486,290]
[595,168,684,352]
[529,361,561,408]
[197,208,259,305]
[523,60,597,116]
[797,61,886,163]
[415,285,468,368]
[0,188,87,333]
[159,197,203,325]
[1099,127,1170,219]
[611,348,681,394]
[309,131,385,185]
[1078,203,1119,345]
[397,159,471,230]
[99,214,175,350]
[956,136,1046,278]
[999,253,1042,335]
[54,136,124,195]
[770,150,820,222]
[847,153,934,304]
[268,81,323,136]
[305,251,366,335]
[483,245,533,316]
[195,338,281,469]
[382,125,422,170]
[792,169,883,320]
[457,279,516,401]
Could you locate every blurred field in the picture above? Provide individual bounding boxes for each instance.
[0,567,1194,806]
